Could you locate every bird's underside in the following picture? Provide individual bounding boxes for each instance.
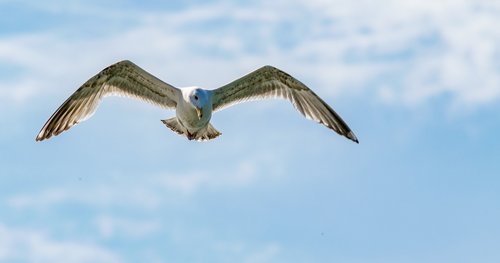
[36,60,358,143]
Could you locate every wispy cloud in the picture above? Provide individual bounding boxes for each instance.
[1,0,499,113]
[158,155,283,195]
[6,154,283,210]
[94,215,160,240]
[6,182,163,210]
[0,223,122,263]
[212,241,281,263]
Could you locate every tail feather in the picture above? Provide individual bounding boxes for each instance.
[202,123,222,141]
[161,118,184,135]
[161,117,221,141]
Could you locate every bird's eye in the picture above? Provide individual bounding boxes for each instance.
[194,95,199,100]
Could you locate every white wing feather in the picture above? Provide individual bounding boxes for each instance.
[212,65,358,143]
[36,60,180,141]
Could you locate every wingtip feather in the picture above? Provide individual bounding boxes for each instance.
[35,132,47,142]
[347,131,359,144]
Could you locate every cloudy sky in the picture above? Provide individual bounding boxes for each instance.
[1,0,500,262]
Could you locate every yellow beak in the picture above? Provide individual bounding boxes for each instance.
[196,107,203,119]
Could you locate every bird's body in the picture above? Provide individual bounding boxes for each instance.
[36,60,358,143]
[163,86,219,141]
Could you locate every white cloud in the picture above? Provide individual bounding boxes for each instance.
[158,157,278,196]
[1,152,285,262]
[242,243,281,263]
[301,0,500,107]
[212,241,281,263]
[6,182,163,210]
[0,223,122,263]
[6,155,283,210]
[1,0,499,112]
[94,215,160,239]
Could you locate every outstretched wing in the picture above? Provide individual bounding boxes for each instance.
[211,65,358,143]
[36,60,180,141]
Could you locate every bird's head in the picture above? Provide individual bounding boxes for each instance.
[189,88,209,119]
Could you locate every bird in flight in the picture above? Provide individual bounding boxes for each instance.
[36,60,358,143]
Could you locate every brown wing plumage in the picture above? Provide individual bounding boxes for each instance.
[36,60,180,141]
[211,65,358,143]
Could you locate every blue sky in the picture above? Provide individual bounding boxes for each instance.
[1,0,500,262]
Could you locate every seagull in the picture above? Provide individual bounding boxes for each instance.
[36,60,358,143]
